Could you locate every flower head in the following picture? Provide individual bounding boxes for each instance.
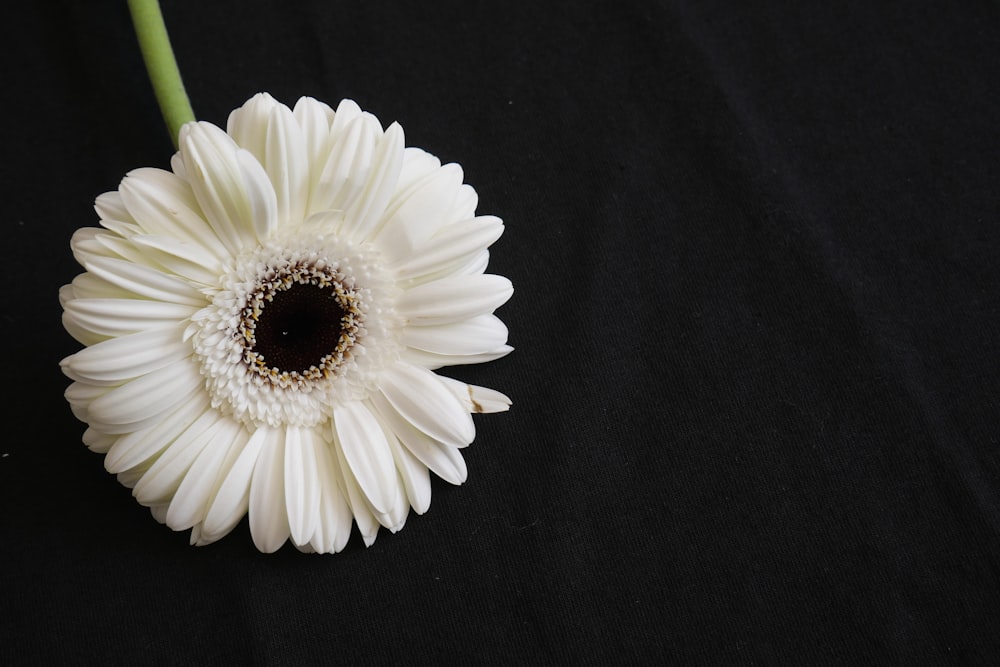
[60,94,512,553]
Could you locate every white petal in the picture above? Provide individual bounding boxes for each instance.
[373,163,464,262]
[69,227,117,264]
[454,249,491,277]
[77,231,151,269]
[226,92,277,162]
[400,345,514,370]
[170,151,188,181]
[298,209,347,236]
[234,149,280,242]
[249,426,290,553]
[393,216,504,282]
[118,167,230,260]
[99,218,142,238]
[377,363,475,447]
[130,234,225,285]
[201,426,270,541]
[449,183,479,222]
[63,298,198,339]
[118,464,152,490]
[328,99,363,140]
[343,122,404,241]
[81,427,115,454]
[104,391,210,474]
[149,504,169,523]
[76,232,215,304]
[62,325,189,385]
[64,381,110,424]
[262,102,309,228]
[385,426,431,514]
[398,274,513,326]
[132,410,221,505]
[437,376,512,414]
[59,284,75,308]
[375,482,409,533]
[393,148,441,200]
[62,312,105,347]
[86,358,203,429]
[370,393,468,484]
[334,439,380,547]
[310,112,380,215]
[332,401,398,515]
[293,97,335,172]
[402,314,508,356]
[66,272,132,299]
[83,254,205,306]
[165,417,245,530]
[95,191,134,223]
[178,122,274,254]
[309,433,353,553]
[284,426,322,546]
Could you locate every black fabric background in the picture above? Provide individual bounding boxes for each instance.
[2,0,998,663]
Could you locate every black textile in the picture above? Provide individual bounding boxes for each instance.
[2,1,998,663]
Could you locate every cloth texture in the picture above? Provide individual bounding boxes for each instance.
[1,1,998,663]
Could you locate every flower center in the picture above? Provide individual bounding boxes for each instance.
[191,232,401,427]
[238,262,366,387]
[252,283,347,374]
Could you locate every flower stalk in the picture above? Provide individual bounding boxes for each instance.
[127,0,195,147]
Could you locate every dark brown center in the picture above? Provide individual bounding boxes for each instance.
[252,283,346,374]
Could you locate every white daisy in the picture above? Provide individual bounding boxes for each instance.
[60,93,513,553]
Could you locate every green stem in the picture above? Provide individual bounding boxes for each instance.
[127,0,196,147]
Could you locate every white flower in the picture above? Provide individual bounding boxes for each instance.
[60,94,512,553]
